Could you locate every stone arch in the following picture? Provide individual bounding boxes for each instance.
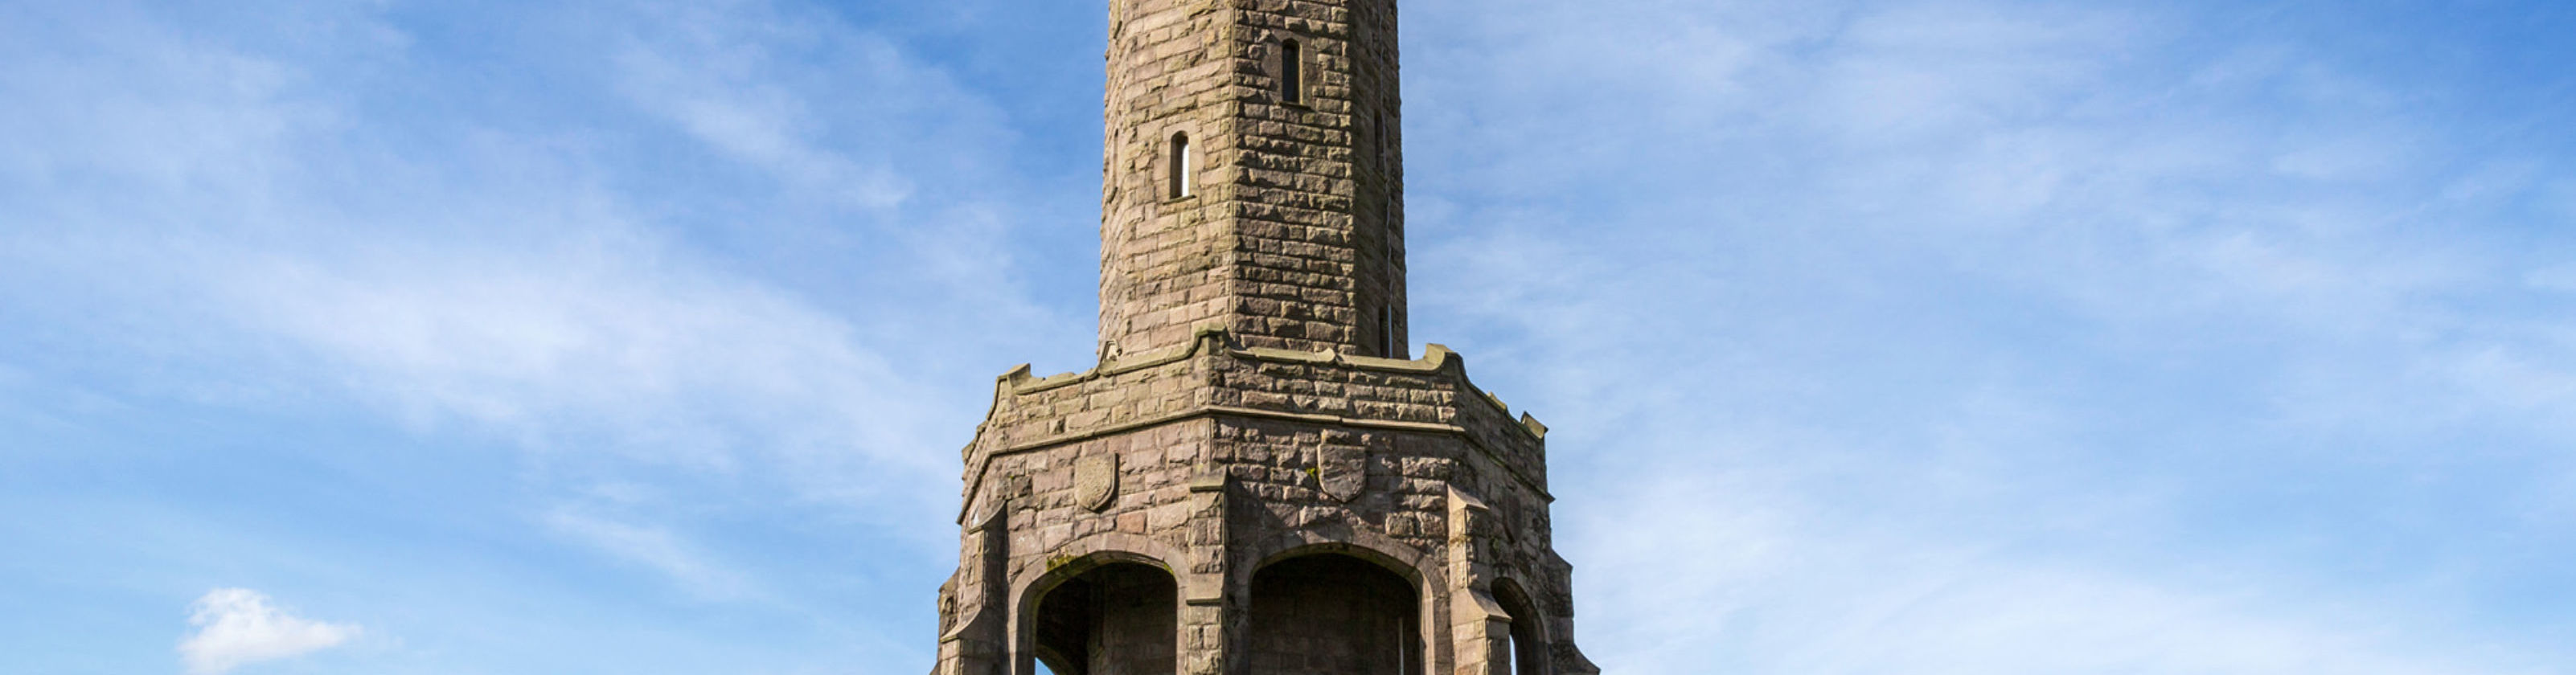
[1490,577,1550,675]
[1243,541,1430,675]
[1011,536,1188,675]
[1239,530,1435,589]
[1009,533,1188,597]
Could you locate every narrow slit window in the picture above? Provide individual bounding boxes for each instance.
[1170,133,1192,198]
[1281,39,1303,104]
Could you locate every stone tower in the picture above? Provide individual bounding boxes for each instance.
[932,1,1600,673]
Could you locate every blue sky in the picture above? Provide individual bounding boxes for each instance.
[3,0,2574,673]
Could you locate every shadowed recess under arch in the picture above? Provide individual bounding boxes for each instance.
[1029,561,1177,675]
[1246,554,1425,675]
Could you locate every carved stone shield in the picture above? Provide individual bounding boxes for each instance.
[1319,444,1367,502]
[1075,453,1119,512]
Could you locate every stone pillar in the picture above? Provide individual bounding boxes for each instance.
[1446,488,1512,675]
[1183,472,1233,675]
[937,509,1009,675]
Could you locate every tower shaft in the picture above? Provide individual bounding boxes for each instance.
[1099,0,1406,358]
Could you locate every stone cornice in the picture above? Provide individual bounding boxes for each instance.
[955,328,1556,525]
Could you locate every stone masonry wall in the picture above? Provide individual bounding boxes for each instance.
[1101,0,1237,359]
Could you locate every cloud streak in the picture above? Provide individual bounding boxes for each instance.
[610,0,917,209]
[544,506,760,601]
[0,0,1042,538]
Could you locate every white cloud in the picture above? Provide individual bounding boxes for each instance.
[178,588,361,675]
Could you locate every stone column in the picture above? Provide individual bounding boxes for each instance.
[1446,488,1515,675]
[937,509,1009,675]
[1183,472,1233,675]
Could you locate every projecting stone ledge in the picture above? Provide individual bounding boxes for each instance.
[958,326,1553,520]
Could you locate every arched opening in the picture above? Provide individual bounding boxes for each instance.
[1030,562,1178,675]
[1247,554,1423,675]
[1279,39,1303,104]
[1168,133,1192,199]
[1493,579,1548,675]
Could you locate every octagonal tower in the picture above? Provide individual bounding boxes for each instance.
[933,1,1599,673]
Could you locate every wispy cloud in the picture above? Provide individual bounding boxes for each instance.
[2530,263,2576,293]
[178,588,360,675]
[0,0,1025,538]
[544,507,758,601]
[1412,0,2576,671]
[1578,463,2553,674]
[610,0,916,209]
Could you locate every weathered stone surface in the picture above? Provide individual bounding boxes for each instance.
[932,2,1596,674]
